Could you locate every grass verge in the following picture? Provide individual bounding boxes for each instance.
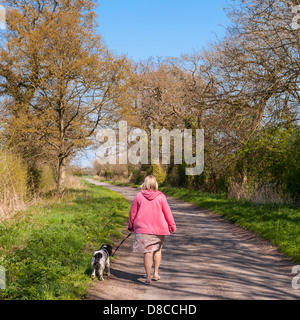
[0,180,130,300]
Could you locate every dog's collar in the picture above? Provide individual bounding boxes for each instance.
[102,248,110,256]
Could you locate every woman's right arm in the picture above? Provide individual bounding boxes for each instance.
[128,196,138,231]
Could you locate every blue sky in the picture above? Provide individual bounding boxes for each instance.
[76,0,230,167]
[95,0,230,61]
[0,5,6,30]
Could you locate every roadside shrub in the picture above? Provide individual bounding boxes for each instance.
[129,167,146,185]
[0,148,28,218]
[147,164,166,185]
[104,170,114,179]
[38,164,56,193]
[231,125,300,205]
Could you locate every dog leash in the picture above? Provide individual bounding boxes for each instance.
[112,232,133,257]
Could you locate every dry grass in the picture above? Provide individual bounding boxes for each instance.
[93,174,133,184]
[64,174,85,189]
[229,180,289,205]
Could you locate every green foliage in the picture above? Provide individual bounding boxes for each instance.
[105,170,115,179]
[38,164,56,193]
[147,164,166,185]
[129,167,146,185]
[0,181,130,300]
[234,124,300,203]
[27,167,42,194]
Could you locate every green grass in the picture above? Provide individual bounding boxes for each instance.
[0,180,130,300]
[159,187,300,263]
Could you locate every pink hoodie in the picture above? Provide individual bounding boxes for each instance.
[128,189,176,235]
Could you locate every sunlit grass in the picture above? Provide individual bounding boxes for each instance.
[0,180,130,300]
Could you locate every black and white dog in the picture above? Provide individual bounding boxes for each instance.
[91,244,113,281]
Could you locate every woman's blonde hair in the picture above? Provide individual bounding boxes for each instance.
[141,175,158,191]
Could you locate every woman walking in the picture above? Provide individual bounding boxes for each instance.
[128,175,176,285]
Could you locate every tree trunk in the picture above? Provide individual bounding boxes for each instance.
[56,156,66,195]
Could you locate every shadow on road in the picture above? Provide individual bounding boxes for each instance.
[111,268,144,284]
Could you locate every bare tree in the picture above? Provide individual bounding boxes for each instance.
[212,0,300,135]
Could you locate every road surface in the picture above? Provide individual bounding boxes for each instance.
[86,179,300,300]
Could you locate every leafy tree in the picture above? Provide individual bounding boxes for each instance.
[0,0,133,193]
[234,124,300,202]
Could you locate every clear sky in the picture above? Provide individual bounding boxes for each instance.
[95,0,230,61]
[75,0,230,167]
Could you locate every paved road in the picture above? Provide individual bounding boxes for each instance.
[86,179,300,300]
